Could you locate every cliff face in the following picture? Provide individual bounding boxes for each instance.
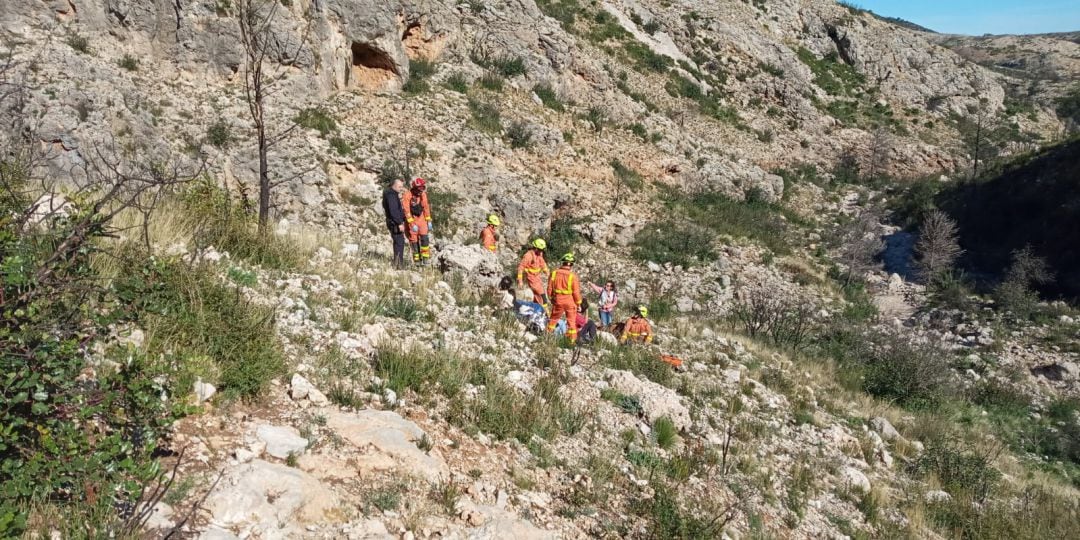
[1,0,1066,243]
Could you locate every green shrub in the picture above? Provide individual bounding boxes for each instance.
[468,98,502,134]
[796,47,865,97]
[611,159,644,190]
[0,180,172,534]
[294,107,337,136]
[505,120,533,149]
[533,83,565,112]
[403,59,436,94]
[535,0,583,26]
[625,41,671,73]
[181,178,304,269]
[329,136,352,156]
[604,347,673,387]
[377,296,420,321]
[860,334,955,410]
[121,257,285,400]
[628,123,648,139]
[632,221,716,268]
[545,216,585,259]
[653,417,678,449]
[1057,85,1080,127]
[910,438,1001,502]
[601,389,644,415]
[584,106,607,132]
[67,34,91,54]
[118,54,139,71]
[642,20,661,34]
[443,73,469,93]
[477,72,504,91]
[427,185,463,236]
[206,120,232,149]
[632,483,723,539]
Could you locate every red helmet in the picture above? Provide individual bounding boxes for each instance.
[411,177,426,191]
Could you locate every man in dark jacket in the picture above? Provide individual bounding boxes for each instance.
[382,179,407,268]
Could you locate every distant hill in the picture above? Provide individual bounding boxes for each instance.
[871,13,936,34]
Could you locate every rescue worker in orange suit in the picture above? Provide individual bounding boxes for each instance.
[480,214,500,253]
[517,239,549,308]
[402,177,432,265]
[620,305,654,344]
[546,253,582,343]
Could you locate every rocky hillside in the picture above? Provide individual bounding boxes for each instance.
[3,1,1080,539]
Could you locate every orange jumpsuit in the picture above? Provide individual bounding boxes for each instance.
[620,316,654,344]
[546,265,582,342]
[517,249,549,305]
[480,225,498,253]
[402,189,431,263]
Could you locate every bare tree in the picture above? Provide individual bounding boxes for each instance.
[235,0,309,232]
[863,127,893,183]
[914,209,963,281]
[835,209,884,287]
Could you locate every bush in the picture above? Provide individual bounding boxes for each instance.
[377,295,421,321]
[654,417,678,449]
[535,0,583,26]
[910,438,1001,502]
[505,120,533,149]
[533,83,564,112]
[584,106,607,132]
[545,216,585,259]
[860,334,955,410]
[728,287,817,351]
[67,34,91,54]
[632,483,725,539]
[993,247,1054,319]
[181,178,304,269]
[1,225,170,535]
[611,159,644,191]
[796,47,865,97]
[118,54,139,71]
[443,73,469,93]
[477,72,504,91]
[403,59,436,94]
[604,347,673,387]
[468,98,502,134]
[294,107,337,136]
[632,221,716,268]
[329,136,352,156]
[120,256,285,400]
[206,120,232,149]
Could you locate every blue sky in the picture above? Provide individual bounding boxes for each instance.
[854,0,1080,35]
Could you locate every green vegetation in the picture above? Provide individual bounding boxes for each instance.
[505,120,533,149]
[294,107,337,136]
[666,73,744,128]
[653,417,678,449]
[535,0,584,27]
[427,185,463,236]
[329,136,352,156]
[206,120,233,148]
[611,159,644,191]
[632,190,797,267]
[67,34,91,54]
[443,72,469,93]
[1056,85,1080,128]
[477,72,504,91]
[533,83,565,112]
[118,54,139,71]
[181,178,305,269]
[471,53,527,78]
[403,59,437,94]
[545,216,586,262]
[468,98,502,134]
[603,347,674,387]
[796,47,865,97]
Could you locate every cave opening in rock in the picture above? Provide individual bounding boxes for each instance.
[350,42,398,89]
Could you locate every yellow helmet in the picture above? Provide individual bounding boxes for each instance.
[532,238,547,250]
[487,214,501,226]
[638,305,648,317]
[561,252,575,263]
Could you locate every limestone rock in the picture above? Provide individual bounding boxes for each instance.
[256,424,309,459]
[194,379,217,403]
[840,466,871,493]
[606,369,692,431]
[324,409,449,481]
[290,373,330,405]
[203,460,343,538]
[870,417,901,442]
[436,243,502,288]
